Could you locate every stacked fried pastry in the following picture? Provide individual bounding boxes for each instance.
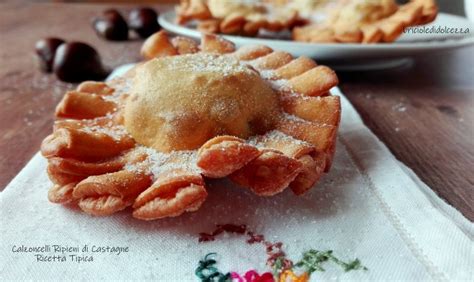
[176,0,438,43]
[176,0,306,36]
[41,32,340,220]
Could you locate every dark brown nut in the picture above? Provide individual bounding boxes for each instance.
[128,7,160,38]
[53,42,110,83]
[93,9,129,41]
[35,38,66,72]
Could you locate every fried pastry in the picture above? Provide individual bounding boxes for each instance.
[176,0,305,36]
[176,0,437,44]
[290,0,438,43]
[41,32,341,220]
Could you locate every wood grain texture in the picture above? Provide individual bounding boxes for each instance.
[339,48,474,221]
[0,3,472,220]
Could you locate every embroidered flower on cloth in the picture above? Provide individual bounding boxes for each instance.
[194,224,367,282]
[231,270,274,282]
[278,270,309,282]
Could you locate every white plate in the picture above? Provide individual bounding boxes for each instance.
[159,11,474,61]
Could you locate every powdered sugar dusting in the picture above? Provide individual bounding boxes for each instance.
[282,112,307,123]
[165,53,254,77]
[125,146,200,181]
[81,125,129,142]
[103,78,132,103]
[248,130,311,148]
[270,79,293,91]
[246,64,294,92]
[258,69,277,80]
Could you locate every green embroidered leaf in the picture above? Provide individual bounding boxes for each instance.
[195,253,231,282]
[295,249,368,274]
[272,256,284,277]
[342,258,367,272]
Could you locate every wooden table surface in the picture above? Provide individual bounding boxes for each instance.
[1,3,473,220]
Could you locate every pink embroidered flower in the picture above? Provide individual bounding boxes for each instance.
[231,270,274,282]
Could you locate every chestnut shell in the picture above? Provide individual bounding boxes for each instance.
[128,7,160,38]
[35,38,66,73]
[53,42,109,83]
[93,9,129,41]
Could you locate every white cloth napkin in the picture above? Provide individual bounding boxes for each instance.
[1,86,472,281]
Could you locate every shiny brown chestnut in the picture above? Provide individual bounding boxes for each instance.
[128,7,160,38]
[93,9,129,41]
[35,38,65,72]
[53,42,109,83]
